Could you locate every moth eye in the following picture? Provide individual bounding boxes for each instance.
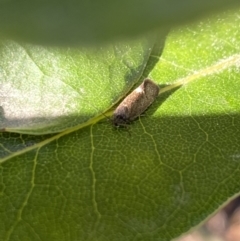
[118,115,126,121]
[113,114,128,126]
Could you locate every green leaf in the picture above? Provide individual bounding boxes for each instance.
[0,31,166,134]
[1,10,240,241]
[0,0,239,45]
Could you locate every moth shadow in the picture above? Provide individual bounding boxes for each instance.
[143,83,182,117]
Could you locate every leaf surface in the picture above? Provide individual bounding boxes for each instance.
[0,32,166,134]
[1,10,240,241]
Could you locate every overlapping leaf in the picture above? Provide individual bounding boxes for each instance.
[0,0,239,45]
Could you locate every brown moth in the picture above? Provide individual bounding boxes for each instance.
[112,79,160,127]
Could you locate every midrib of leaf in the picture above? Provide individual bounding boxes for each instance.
[160,54,240,94]
[0,114,105,164]
[2,53,238,164]
[2,50,240,163]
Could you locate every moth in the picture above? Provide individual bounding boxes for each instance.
[112,79,159,127]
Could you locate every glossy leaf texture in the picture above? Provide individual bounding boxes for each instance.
[0,0,239,45]
[1,10,240,241]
